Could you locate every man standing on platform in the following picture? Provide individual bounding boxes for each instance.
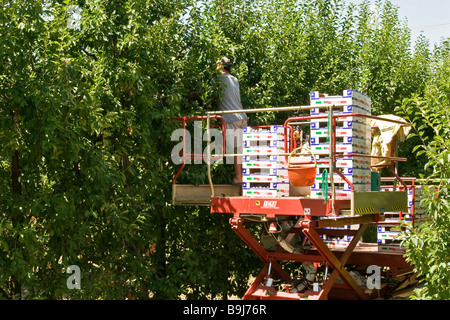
[217,57,248,185]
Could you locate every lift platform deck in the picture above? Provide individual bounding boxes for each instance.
[171,105,421,300]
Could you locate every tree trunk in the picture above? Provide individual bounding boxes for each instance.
[10,149,22,299]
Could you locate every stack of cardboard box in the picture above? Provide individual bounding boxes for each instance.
[242,125,290,197]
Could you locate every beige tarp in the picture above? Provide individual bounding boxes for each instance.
[371,114,411,169]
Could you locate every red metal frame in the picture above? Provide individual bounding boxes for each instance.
[228,214,411,300]
[380,177,433,227]
[171,115,226,185]
[284,113,409,192]
[209,113,414,300]
[172,112,416,300]
[171,117,295,185]
[211,196,350,218]
[302,219,369,300]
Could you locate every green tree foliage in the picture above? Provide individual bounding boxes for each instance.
[0,0,259,300]
[0,0,441,299]
[396,41,450,300]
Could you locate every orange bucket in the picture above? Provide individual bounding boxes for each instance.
[287,147,317,187]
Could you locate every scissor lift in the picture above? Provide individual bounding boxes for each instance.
[172,104,419,300]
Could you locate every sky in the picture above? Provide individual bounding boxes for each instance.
[345,0,450,48]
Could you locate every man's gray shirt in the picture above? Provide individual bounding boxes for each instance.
[218,73,248,124]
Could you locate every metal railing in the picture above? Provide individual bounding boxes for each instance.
[174,103,411,200]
